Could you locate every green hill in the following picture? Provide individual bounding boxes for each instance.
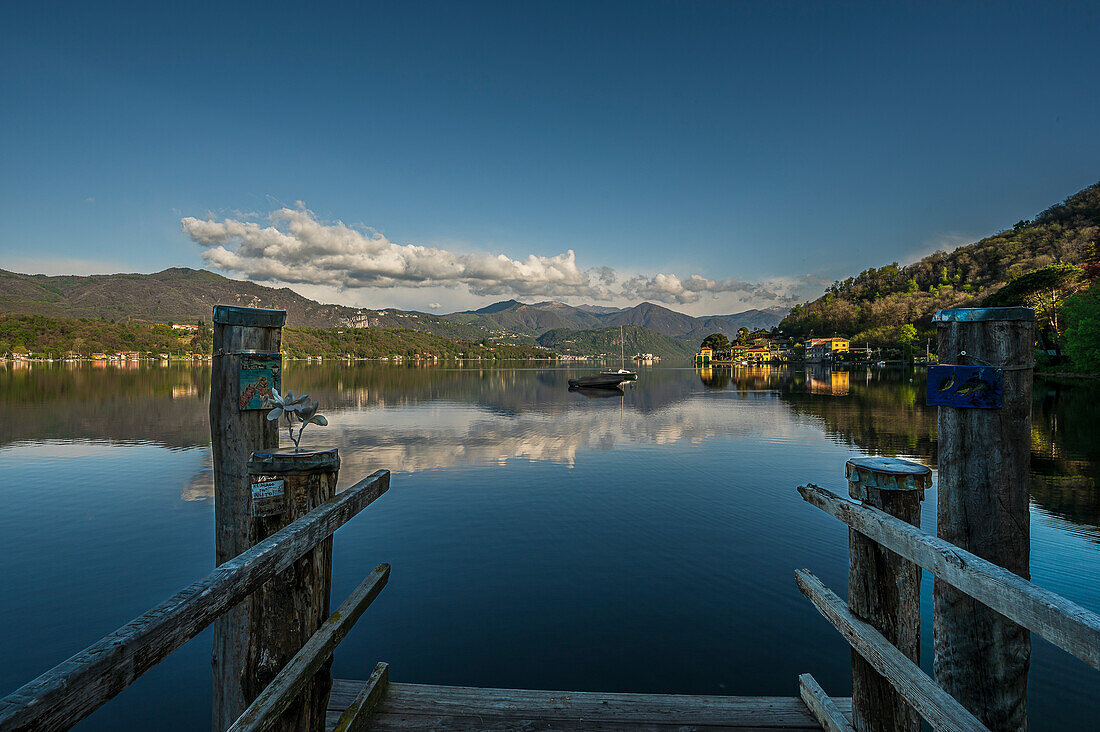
[536,325,696,360]
[780,181,1100,352]
[0,313,552,361]
[0,267,489,339]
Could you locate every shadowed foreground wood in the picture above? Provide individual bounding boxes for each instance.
[211,306,284,729]
[0,470,389,732]
[798,675,854,732]
[844,458,928,732]
[795,570,988,732]
[332,664,389,732]
[934,307,1033,730]
[798,484,1100,670]
[243,450,341,732]
[229,565,390,732]
[324,680,853,730]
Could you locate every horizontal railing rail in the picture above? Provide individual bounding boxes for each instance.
[798,483,1100,670]
[796,570,989,732]
[0,470,390,732]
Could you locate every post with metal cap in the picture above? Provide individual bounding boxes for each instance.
[210,305,287,731]
[932,307,1034,730]
[846,456,930,732]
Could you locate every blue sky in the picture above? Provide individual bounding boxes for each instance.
[1,1,1098,314]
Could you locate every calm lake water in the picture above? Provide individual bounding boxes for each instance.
[1,362,1098,729]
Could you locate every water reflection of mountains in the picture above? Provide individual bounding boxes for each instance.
[3,363,1097,538]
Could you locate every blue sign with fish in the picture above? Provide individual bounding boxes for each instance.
[926,365,1003,409]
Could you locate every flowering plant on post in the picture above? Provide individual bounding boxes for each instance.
[264,389,328,452]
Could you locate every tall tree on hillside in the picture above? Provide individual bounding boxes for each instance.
[992,264,1087,350]
[701,332,730,350]
[896,324,918,363]
[1063,286,1100,373]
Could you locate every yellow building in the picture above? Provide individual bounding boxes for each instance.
[695,347,713,365]
[805,337,849,360]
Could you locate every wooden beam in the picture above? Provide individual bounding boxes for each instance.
[799,483,1100,670]
[844,458,928,732]
[332,663,390,732]
[798,674,853,732]
[211,305,285,730]
[229,566,390,732]
[934,307,1034,730]
[795,569,988,732]
[243,450,342,732]
[0,470,390,732]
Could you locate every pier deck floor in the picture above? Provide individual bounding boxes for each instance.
[325,679,851,730]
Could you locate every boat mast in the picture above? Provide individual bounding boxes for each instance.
[620,325,625,367]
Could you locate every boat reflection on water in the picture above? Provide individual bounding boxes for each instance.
[568,384,626,399]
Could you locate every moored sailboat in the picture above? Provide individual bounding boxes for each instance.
[567,326,638,389]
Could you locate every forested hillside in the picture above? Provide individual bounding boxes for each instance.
[0,314,552,360]
[0,267,487,339]
[780,181,1100,365]
[536,325,696,360]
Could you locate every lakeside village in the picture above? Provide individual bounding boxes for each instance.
[693,334,932,366]
[0,314,924,367]
[0,321,918,368]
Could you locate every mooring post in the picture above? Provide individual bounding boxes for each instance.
[846,456,930,732]
[932,307,1034,730]
[211,305,286,731]
[245,449,340,732]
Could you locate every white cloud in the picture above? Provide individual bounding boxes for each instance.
[181,205,806,308]
[428,302,442,310]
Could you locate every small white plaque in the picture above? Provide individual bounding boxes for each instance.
[251,479,286,516]
[252,479,285,499]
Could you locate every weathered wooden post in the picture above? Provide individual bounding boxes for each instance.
[932,306,1034,731]
[245,448,340,732]
[846,456,930,732]
[211,305,286,730]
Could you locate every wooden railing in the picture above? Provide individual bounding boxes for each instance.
[795,480,1100,732]
[0,470,391,732]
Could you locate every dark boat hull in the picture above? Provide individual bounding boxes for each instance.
[568,372,636,388]
[568,385,625,398]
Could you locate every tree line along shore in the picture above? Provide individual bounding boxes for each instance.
[0,314,554,362]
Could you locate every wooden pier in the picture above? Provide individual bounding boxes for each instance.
[324,675,852,731]
[5,305,1100,732]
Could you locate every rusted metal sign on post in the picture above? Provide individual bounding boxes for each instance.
[239,353,281,410]
[926,365,1003,409]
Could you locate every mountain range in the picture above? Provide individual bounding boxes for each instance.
[447,298,786,341]
[0,267,788,352]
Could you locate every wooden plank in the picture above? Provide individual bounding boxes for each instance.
[0,470,390,732]
[798,483,1100,669]
[794,569,988,732]
[346,716,823,731]
[211,307,284,729]
[229,566,389,732]
[332,663,389,732]
[933,307,1034,730]
[326,681,847,728]
[798,675,853,732]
